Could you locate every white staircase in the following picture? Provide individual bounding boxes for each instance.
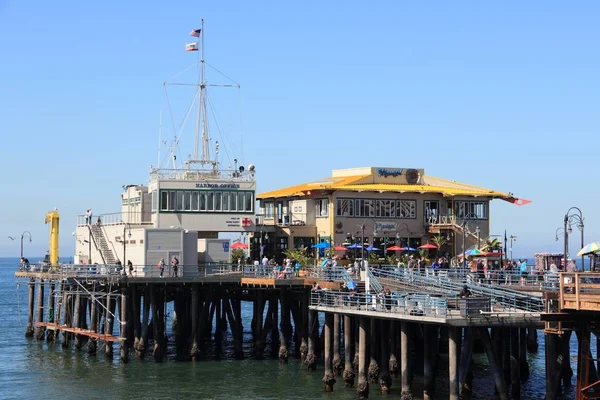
[89,225,118,264]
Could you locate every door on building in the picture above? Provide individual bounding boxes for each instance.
[424,201,440,224]
[167,251,181,277]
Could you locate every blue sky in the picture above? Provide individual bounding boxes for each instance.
[0,1,598,258]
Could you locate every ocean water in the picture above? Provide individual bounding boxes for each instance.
[0,257,579,399]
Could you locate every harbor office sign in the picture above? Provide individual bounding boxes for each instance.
[375,222,397,233]
[195,183,240,189]
[377,168,403,178]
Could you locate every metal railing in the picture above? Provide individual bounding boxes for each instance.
[149,168,255,181]
[76,212,153,227]
[255,212,310,227]
[310,291,448,317]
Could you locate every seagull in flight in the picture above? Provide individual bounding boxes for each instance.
[8,236,16,241]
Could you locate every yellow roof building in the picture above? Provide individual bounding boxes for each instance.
[253,167,529,262]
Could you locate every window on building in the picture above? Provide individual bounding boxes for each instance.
[160,191,169,211]
[230,192,238,211]
[207,192,214,211]
[200,192,207,211]
[151,191,158,212]
[215,192,222,211]
[222,192,230,211]
[336,198,354,217]
[169,191,176,211]
[355,199,374,217]
[191,192,199,211]
[245,192,254,212]
[264,201,273,218]
[238,192,245,212]
[316,198,328,217]
[396,200,416,218]
[184,191,191,211]
[455,201,488,219]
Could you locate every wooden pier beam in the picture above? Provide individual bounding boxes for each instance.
[333,313,342,376]
[224,292,243,360]
[343,314,355,387]
[561,330,573,389]
[306,309,317,370]
[400,321,413,400]
[357,317,369,399]
[379,319,391,394]
[138,285,151,358]
[120,287,129,363]
[479,327,509,400]
[322,312,336,392]
[423,324,435,400]
[46,280,56,342]
[35,280,45,340]
[368,318,379,384]
[448,326,460,400]
[25,279,35,337]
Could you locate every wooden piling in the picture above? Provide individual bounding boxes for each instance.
[561,330,573,388]
[479,328,509,400]
[510,328,520,399]
[232,296,244,360]
[459,327,475,396]
[545,332,557,400]
[131,285,141,356]
[389,321,399,379]
[151,286,163,362]
[73,294,82,349]
[332,313,342,376]
[379,319,391,394]
[502,327,511,388]
[25,279,35,337]
[448,326,460,400]
[88,289,97,355]
[35,280,45,340]
[253,290,266,359]
[519,327,530,380]
[423,324,434,400]
[343,314,355,387]
[139,286,151,358]
[120,287,129,363]
[190,284,200,360]
[214,293,223,360]
[46,281,55,342]
[105,291,115,359]
[301,288,309,360]
[322,312,336,392]
[357,317,369,399]
[278,288,290,363]
[527,327,538,352]
[400,322,412,400]
[306,309,317,370]
[368,318,379,384]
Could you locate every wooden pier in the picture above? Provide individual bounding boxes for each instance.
[17,266,600,399]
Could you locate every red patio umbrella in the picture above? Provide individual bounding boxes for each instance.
[418,243,438,249]
[231,242,248,249]
[334,245,348,251]
[386,245,404,251]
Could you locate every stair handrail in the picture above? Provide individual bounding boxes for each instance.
[100,223,120,263]
[87,224,107,264]
[366,267,384,293]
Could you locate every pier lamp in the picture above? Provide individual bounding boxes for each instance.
[509,235,517,261]
[564,207,584,271]
[554,228,565,242]
[461,214,477,268]
[356,218,377,293]
[122,224,132,271]
[475,226,481,250]
[20,231,32,259]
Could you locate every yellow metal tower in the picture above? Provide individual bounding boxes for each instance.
[45,209,60,265]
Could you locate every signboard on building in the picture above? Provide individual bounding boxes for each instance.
[375,222,397,232]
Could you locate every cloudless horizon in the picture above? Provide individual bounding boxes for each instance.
[1,1,598,259]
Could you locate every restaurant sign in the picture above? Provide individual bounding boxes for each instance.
[377,168,403,178]
[375,222,397,232]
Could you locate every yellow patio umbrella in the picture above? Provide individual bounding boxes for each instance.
[577,241,600,256]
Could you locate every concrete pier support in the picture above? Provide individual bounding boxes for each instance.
[343,314,355,387]
[120,288,129,363]
[448,327,460,400]
[25,279,35,337]
[332,313,342,376]
[400,322,412,400]
[322,312,336,392]
[35,280,45,340]
[357,317,369,399]
[379,319,391,394]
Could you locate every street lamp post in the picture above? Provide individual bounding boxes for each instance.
[461,214,478,268]
[564,207,584,271]
[509,235,517,261]
[475,226,481,250]
[20,231,32,258]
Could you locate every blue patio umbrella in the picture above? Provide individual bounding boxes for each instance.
[402,247,417,251]
[312,242,330,249]
[347,243,363,249]
[346,281,358,290]
[365,246,380,251]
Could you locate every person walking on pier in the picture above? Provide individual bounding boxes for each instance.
[171,256,179,277]
[85,209,92,225]
[158,258,165,278]
[127,260,133,277]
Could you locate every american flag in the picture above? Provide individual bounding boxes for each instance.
[190,29,201,38]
